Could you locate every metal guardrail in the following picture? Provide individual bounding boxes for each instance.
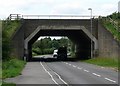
[6,14,99,20]
[5,14,21,24]
[21,15,99,19]
[7,14,21,20]
[3,14,21,29]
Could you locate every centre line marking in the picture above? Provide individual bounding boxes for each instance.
[104,78,116,83]
[92,73,101,77]
[77,67,82,70]
[84,69,89,72]
[69,64,71,66]
[66,63,68,64]
[40,62,69,85]
[53,71,68,85]
[73,65,76,68]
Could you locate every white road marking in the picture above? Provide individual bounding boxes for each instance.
[83,69,89,72]
[73,65,76,68]
[104,78,116,83]
[66,63,68,64]
[41,62,69,85]
[40,62,59,85]
[92,73,101,77]
[69,64,71,66]
[64,62,117,84]
[53,71,68,85]
[77,67,82,70]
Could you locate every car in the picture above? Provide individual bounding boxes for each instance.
[53,49,58,58]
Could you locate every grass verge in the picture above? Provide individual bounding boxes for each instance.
[82,57,119,71]
[1,82,16,86]
[2,59,26,79]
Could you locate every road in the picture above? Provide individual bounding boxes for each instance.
[5,55,118,85]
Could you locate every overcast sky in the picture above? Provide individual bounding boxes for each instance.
[0,0,119,19]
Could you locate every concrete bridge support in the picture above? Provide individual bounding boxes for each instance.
[24,25,98,61]
[11,19,120,61]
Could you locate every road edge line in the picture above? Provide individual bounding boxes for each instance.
[40,62,59,85]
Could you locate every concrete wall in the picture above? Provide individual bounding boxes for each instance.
[23,19,98,39]
[11,19,120,60]
[11,23,24,59]
[98,21,120,58]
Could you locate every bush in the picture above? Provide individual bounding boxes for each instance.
[32,48,42,55]
[44,48,54,54]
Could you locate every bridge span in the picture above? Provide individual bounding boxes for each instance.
[9,14,120,61]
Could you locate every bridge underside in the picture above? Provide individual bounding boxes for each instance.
[26,29,92,61]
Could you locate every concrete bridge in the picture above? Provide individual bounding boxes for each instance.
[10,15,120,61]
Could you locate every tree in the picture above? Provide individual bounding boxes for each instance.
[32,37,72,55]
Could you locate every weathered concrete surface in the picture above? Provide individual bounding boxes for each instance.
[23,19,98,39]
[98,22,120,58]
[11,24,24,59]
[12,19,99,60]
[24,25,98,60]
[11,19,120,60]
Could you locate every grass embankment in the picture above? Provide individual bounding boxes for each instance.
[2,59,26,79]
[103,21,120,41]
[3,20,20,38]
[82,57,119,71]
[2,20,25,86]
[102,12,120,41]
[2,20,25,79]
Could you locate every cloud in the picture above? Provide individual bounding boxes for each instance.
[0,0,119,19]
[50,2,86,15]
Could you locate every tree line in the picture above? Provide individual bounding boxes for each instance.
[32,37,73,56]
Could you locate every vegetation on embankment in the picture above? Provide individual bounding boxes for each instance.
[101,12,120,41]
[3,20,20,38]
[82,57,119,71]
[2,20,26,85]
[2,59,26,79]
[2,20,20,60]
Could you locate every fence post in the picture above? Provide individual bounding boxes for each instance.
[9,14,12,20]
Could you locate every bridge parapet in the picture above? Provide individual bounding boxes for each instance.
[7,14,21,20]
[23,19,98,39]
[22,15,99,19]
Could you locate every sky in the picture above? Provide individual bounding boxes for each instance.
[39,36,65,40]
[0,0,119,19]
[118,1,120,12]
